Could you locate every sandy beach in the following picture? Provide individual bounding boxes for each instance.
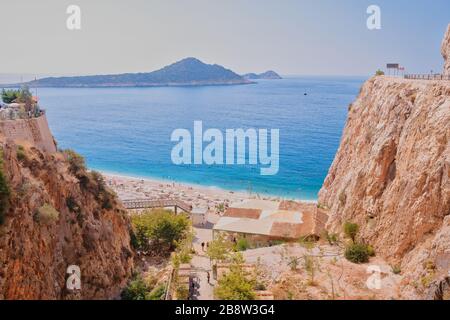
[102,172,316,210]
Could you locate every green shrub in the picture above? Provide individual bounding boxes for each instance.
[367,245,376,257]
[345,243,370,264]
[1,89,19,103]
[121,276,148,300]
[235,238,249,251]
[64,149,86,175]
[322,231,339,245]
[175,285,189,300]
[16,145,27,163]
[34,203,60,224]
[206,233,233,262]
[146,284,166,300]
[254,282,266,290]
[214,261,256,300]
[89,171,116,209]
[0,149,11,225]
[375,69,385,76]
[391,265,401,275]
[131,209,190,251]
[343,221,359,242]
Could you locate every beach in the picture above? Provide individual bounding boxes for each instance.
[102,172,316,210]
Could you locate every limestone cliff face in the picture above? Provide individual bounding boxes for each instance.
[0,141,134,299]
[442,24,450,75]
[318,76,449,295]
[319,76,449,256]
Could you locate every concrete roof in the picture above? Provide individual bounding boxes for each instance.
[214,200,327,239]
[229,199,280,211]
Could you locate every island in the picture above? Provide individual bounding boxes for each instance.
[242,70,282,80]
[12,58,254,88]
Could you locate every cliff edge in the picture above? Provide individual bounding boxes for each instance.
[0,133,134,299]
[442,24,450,75]
[318,34,450,297]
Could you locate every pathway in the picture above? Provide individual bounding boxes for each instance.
[190,214,216,300]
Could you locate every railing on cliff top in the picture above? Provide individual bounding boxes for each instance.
[404,74,450,80]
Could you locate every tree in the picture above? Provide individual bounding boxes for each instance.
[207,233,233,262]
[343,221,359,243]
[131,209,190,251]
[1,89,19,104]
[235,237,249,251]
[214,254,256,300]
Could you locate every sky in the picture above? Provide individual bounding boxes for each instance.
[0,0,449,78]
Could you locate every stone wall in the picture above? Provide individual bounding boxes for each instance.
[0,114,56,153]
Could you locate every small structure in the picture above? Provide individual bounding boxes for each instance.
[213,199,327,246]
[386,63,400,76]
[121,198,192,213]
[191,207,207,227]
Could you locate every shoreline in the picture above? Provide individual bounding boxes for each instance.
[100,171,318,209]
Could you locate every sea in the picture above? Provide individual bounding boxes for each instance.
[36,76,366,200]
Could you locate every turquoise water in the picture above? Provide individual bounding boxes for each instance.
[37,76,365,200]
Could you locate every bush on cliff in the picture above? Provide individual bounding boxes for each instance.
[16,145,28,163]
[34,203,60,224]
[0,148,11,225]
[344,243,370,264]
[89,170,116,209]
[343,221,359,243]
[64,149,86,175]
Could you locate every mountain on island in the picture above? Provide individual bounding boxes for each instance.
[243,70,282,80]
[15,58,253,88]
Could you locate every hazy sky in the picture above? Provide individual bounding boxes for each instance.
[1,0,449,77]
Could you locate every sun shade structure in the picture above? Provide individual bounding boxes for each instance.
[213,199,327,239]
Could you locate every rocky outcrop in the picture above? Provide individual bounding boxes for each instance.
[318,75,450,297]
[0,115,56,153]
[0,141,134,299]
[319,75,450,256]
[442,24,450,75]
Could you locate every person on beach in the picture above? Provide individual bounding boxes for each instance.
[207,272,210,284]
[201,242,205,251]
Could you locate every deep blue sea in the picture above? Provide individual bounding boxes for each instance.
[37,77,365,200]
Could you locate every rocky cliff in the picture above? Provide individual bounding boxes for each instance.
[0,138,134,299]
[318,32,450,297]
[442,25,450,75]
[0,115,57,153]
